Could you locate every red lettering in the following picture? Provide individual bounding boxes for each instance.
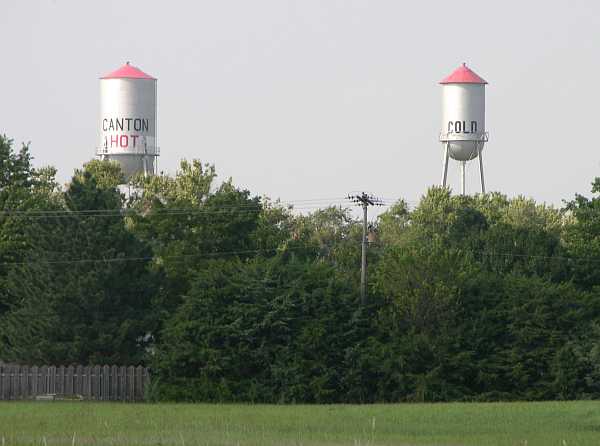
[110,135,119,148]
[131,135,139,148]
[120,135,129,148]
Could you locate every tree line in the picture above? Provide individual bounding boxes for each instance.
[0,134,599,402]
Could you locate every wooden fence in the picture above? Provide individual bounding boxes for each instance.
[0,364,150,401]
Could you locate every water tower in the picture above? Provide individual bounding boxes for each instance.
[439,63,488,194]
[97,62,158,179]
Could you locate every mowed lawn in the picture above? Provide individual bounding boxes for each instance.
[0,401,599,446]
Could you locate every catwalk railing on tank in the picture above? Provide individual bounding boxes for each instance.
[96,146,161,157]
[0,364,150,401]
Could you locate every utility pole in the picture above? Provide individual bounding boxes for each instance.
[347,192,383,305]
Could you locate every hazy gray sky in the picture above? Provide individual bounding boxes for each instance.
[2,0,599,210]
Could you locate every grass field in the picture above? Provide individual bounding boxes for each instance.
[0,401,599,445]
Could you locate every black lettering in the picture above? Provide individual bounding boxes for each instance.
[104,117,151,133]
[455,121,462,133]
[448,122,454,133]
[471,121,477,133]
[463,120,470,134]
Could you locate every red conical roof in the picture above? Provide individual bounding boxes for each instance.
[440,63,487,84]
[101,62,155,80]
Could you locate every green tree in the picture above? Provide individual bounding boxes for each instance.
[563,178,600,288]
[2,160,156,364]
[152,253,359,403]
[0,136,64,360]
[128,161,264,317]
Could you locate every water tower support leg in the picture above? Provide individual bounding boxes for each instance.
[478,147,485,194]
[460,161,466,195]
[441,143,449,187]
[143,156,148,178]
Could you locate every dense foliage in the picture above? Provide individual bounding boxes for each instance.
[0,134,599,402]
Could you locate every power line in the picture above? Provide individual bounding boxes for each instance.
[0,207,368,220]
[0,199,378,219]
[371,243,600,265]
[475,250,600,264]
[1,241,600,268]
[0,246,314,267]
[0,197,351,213]
[0,206,394,221]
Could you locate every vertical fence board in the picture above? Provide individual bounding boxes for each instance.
[57,366,65,395]
[4,365,11,400]
[4,366,9,400]
[28,366,34,396]
[5,365,10,400]
[102,365,110,401]
[82,366,89,399]
[66,366,74,397]
[2,366,7,400]
[16,366,22,400]
[40,366,48,395]
[89,366,95,400]
[7,366,12,400]
[31,366,38,396]
[16,365,23,400]
[75,365,83,396]
[12,365,18,401]
[20,366,28,400]
[135,366,143,401]
[5,366,10,400]
[118,366,126,401]
[82,366,88,399]
[126,366,133,402]
[49,366,56,395]
[9,365,17,400]
[111,366,119,401]
[144,368,150,397]
[92,365,100,400]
